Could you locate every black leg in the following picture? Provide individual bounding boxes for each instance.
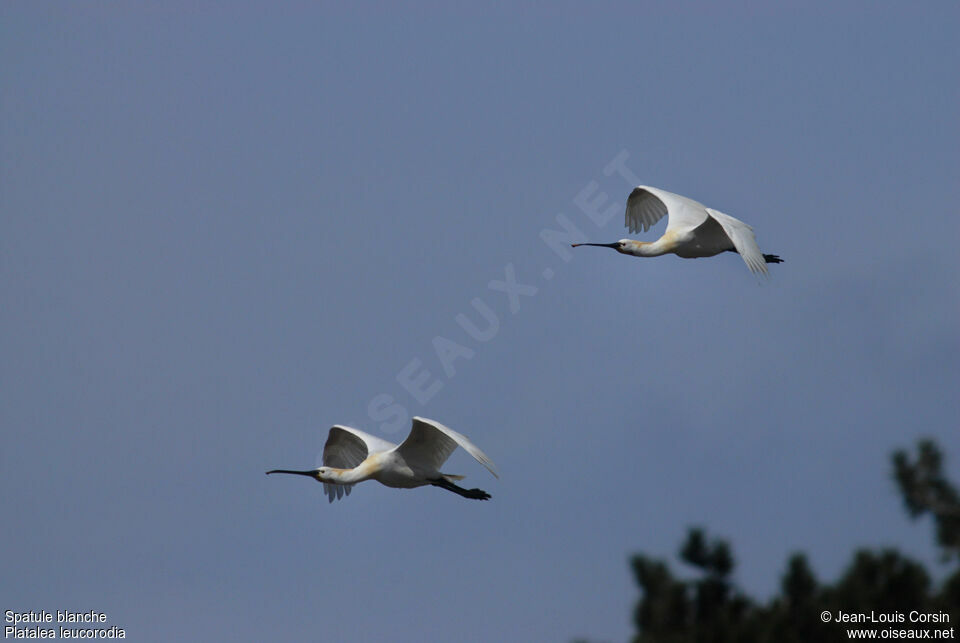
[430,477,491,500]
[727,249,783,265]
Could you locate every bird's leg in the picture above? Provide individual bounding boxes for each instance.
[727,249,784,264]
[430,477,491,501]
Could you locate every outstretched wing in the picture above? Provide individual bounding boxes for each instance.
[705,208,768,276]
[321,426,397,502]
[394,417,499,479]
[625,186,708,235]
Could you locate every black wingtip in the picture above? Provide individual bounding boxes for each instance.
[763,254,783,264]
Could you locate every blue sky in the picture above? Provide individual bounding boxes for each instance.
[2,3,958,641]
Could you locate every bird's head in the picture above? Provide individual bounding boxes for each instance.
[571,240,630,254]
[315,467,336,482]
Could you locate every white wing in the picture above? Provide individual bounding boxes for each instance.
[322,426,398,502]
[705,208,768,276]
[394,417,499,479]
[625,186,708,234]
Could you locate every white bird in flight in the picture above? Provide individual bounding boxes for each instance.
[572,185,782,275]
[267,416,499,502]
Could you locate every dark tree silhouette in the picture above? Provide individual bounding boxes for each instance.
[893,439,960,562]
[606,439,960,643]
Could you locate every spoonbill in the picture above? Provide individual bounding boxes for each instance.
[572,185,782,275]
[267,416,498,502]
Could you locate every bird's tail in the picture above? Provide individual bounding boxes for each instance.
[442,473,465,482]
[763,253,783,264]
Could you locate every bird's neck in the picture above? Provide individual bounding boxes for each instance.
[623,239,670,257]
[328,459,378,484]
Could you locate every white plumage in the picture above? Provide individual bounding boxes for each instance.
[573,185,781,276]
[268,417,498,502]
